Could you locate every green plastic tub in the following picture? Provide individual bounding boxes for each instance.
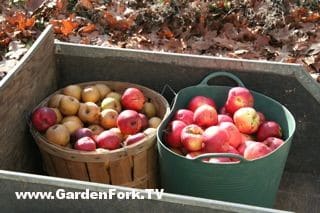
[157,72,296,208]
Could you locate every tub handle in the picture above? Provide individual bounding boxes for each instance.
[192,152,248,163]
[199,72,245,87]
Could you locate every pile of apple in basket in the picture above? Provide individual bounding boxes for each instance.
[31,84,162,151]
[164,87,284,162]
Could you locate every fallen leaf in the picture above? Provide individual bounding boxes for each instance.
[26,0,46,11]
[307,43,320,56]
[254,35,270,49]
[78,0,93,10]
[159,26,174,39]
[0,58,18,72]
[5,41,28,60]
[303,56,315,66]
[79,23,96,34]
[234,49,249,55]
[104,12,117,28]
[61,19,78,36]
[6,12,35,31]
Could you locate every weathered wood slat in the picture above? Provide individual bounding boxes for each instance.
[86,162,110,184]
[66,160,89,181]
[133,151,148,181]
[109,156,132,185]
[38,149,56,176]
[0,26,57,173]
[50,155,70,178]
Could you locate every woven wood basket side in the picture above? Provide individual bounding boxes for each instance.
[29,81,170,188]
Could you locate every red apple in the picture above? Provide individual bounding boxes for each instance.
[117,110,142,135]
[227,144,240,155]
[95,130,121,150]
[240,133,255,144]
[263,137,285,151]
[225,87,254,114]
[74,136,96,151]
[256,121,282,141]
[173,109,194,125]
[187,96,216,111]
[121,88,145,111]
[181,124,204,152]
[193,104,218,127]
[227,145,241,162]
[138,113,149,130]
[219,105,232,116]
[72,127,93,143]
[124,132,146,146]
[217,114,233,124]
[233,107,260,134]
[244,142,271,160]
[257,111,266,124]
[219,122,242,149]
[203,126,230,153]
[237,141,256,156]
[31,107,57,132]
[164,120,187,148]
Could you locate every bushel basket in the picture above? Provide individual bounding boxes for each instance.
[29,81,170,188]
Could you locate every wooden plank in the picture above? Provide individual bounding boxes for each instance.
[38,149,56,176]
[86,162,110,184]
[109,156,132,185]
[65,160,89,181]
[0,26,56,172]
[133,151,148,181]
[147,145,158,188]
[50,155,71,179]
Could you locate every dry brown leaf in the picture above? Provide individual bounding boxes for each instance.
[6,12,35,31]
[56,0,67,12]
[159,26,174,39]
[61,19,78,36]
[5,41,28,60]
[26,0,46,11]
[104,12,117,28]
[254,35,270,49]
[79,23,96,34]
[234,49,249,55]
[214,36,236,50]
[78,0,93,10]
[307,43,320,56]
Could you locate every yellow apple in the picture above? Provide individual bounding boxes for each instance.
[78,102,101,124]
[101,97,122,113]
[62,84,82,100]
[144,127,157,136]
[142,102,157,118]
[106,92,122,102]
[61,115,83,124]
[81,85,101,103]
[95,84,111,98]
[148,117,162,128]
[100,109,118,129]
[48,94,64,108]
[59,95,80,116]
[45,124,70,146]
[62,120,83,134]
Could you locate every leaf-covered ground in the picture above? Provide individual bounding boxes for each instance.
[1,0,320,81]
